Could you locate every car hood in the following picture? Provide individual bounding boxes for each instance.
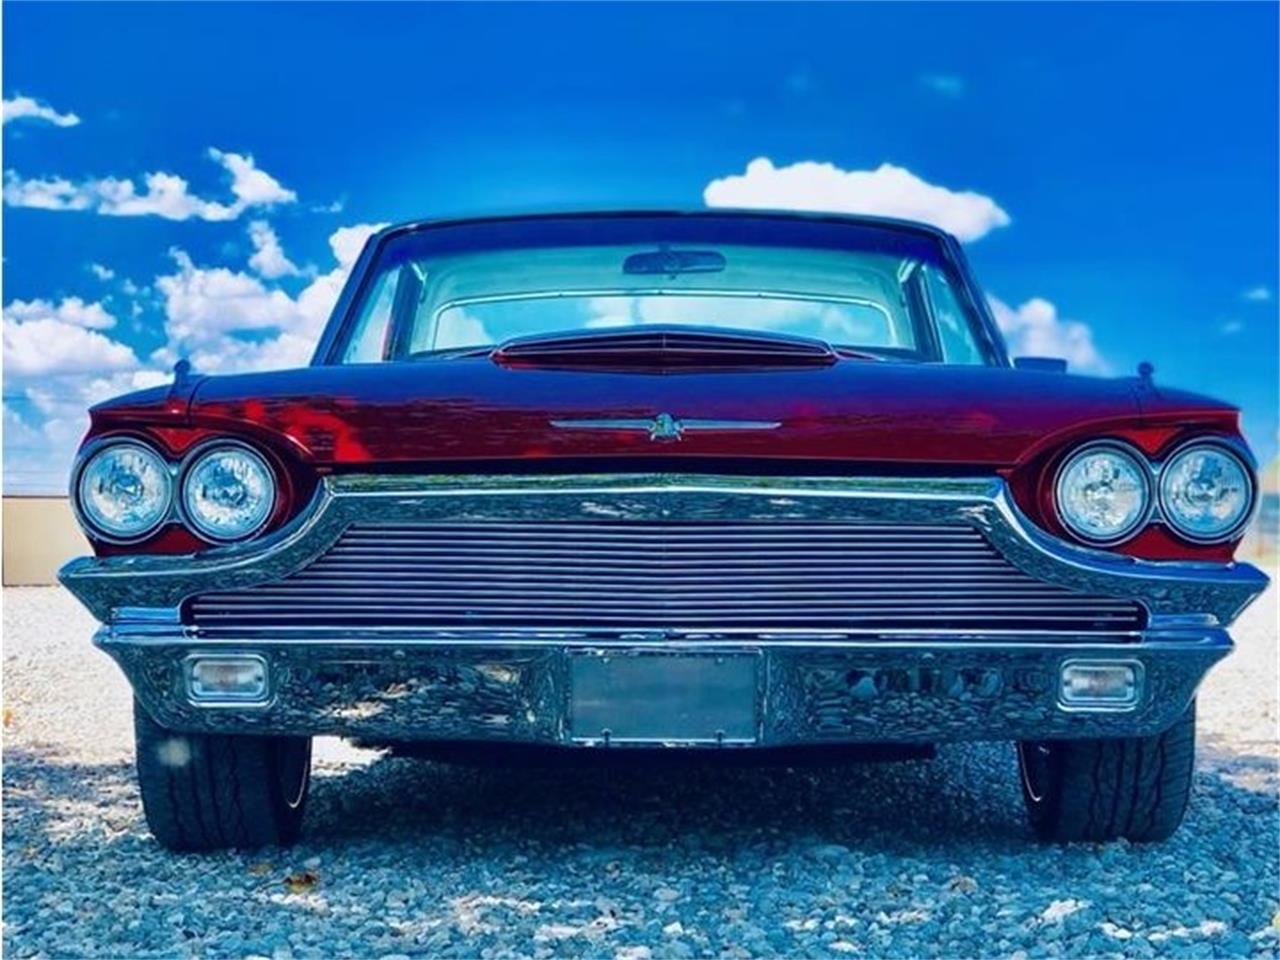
[95,357,1237,470]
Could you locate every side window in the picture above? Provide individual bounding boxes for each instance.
[340,270,396,363]
[923,266,985,365]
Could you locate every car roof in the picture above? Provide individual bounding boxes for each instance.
[373,208,958,245]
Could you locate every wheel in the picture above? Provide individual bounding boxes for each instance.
[1017,701,1196,843]
[133,700,312,851]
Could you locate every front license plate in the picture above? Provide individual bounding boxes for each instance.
[569,652,759,745]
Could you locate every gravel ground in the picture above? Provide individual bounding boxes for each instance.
[3,583,1277,959]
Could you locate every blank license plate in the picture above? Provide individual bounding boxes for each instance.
[569,652,759,745]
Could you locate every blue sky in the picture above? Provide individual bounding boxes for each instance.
[4,2,1276,491]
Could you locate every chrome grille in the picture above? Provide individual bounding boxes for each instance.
[187,522,1146,634]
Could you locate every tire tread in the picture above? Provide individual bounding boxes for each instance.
[1021,702,1195,843]
[133,701,309,851]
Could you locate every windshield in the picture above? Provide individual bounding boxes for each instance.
[330,216,995,366]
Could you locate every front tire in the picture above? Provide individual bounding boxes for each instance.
[1017,701,1196,843]
[133,700,312,851]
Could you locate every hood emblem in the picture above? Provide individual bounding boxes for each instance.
[551,413,780,443]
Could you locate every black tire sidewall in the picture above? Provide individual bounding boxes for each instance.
[133,700,312,850]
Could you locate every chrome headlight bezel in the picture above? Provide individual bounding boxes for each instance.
[72,439,175,544]
[179,441,278,544]
[1157,440,1256,544]
[1053,440,1154,546]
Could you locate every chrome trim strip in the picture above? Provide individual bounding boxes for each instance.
[110,627,1155,649]
[550,415,780,442]
[59,473,1269,627]
[550,417,781,430]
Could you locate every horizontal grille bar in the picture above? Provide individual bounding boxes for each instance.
[188,521,1146,635]
[200,587,1129,601]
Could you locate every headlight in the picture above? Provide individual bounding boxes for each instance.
[181,444,276,542]
[1159,443,1254,542]
[76,442,173,541]
[1055,443,1152,545]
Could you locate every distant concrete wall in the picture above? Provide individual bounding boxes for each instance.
[3,497,89,586]
[1240,493,1279,566]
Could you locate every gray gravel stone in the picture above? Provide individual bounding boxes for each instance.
[3,583,1277,958]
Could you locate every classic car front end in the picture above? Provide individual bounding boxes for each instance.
[59,211,1268,850]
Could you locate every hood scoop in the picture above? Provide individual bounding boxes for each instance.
[491,325,838,371]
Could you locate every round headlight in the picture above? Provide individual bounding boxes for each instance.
[76,442,173,541]
[1055,443,1152,545]
[1159,443,1254,542]
[181,445,276,542]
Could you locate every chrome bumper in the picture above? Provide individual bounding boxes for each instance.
[61,474,1268,745]
[96,627,1232,743]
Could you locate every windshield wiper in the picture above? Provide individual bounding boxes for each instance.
[831,345,923,363]
[832,347,888,362]
[405,345,493,361]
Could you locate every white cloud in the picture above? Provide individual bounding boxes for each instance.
[1242,286,1272,302]
[2,173,90,210]
[328,222,383,269]
[16,221,376,381]
[3,298,137,375]
[2,403,72,492]
[2,94,80,127]
[3,223,386,490]
[3,148,296,221]
[704,157,1011,242]
[1221,319,1244,335]
[4,296,118,331]
[4,368,169,493]
[25,370,169,418]
[919,74,965,99]
[4,323,136,377]
[156,249,305,348]
[94,171,237,220]
[247,220,301,278]
[208,148,296,208]
[88,262,115,281]
[987,295,1108,373]
[152,222,386,374]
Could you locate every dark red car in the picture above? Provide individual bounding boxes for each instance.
[60,211,1268,850]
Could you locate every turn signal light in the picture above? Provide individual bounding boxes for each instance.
[187,656,269,703]
[1059,661,1141,710]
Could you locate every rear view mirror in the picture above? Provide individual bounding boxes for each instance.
[623,249,726,275]
[1014,356,1068,373]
